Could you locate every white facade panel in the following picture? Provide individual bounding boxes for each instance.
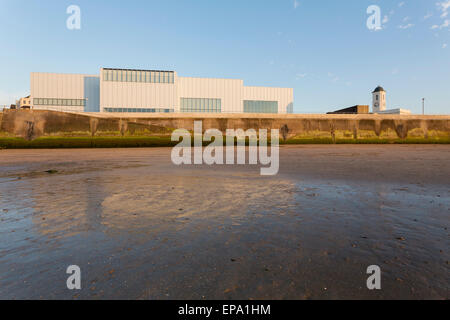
[177,77,244,113]
[99,68,177,112]
[30,72,99,113]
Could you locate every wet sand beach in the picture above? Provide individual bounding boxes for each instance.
[0,145,449,299]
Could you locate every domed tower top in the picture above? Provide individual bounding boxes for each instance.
[372,86,386,113]
[372,86,386,93]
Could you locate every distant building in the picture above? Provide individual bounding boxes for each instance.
[372,86,386,113]
[371,86,411,115]
[16,95,31,109]
[378,108,411,115]
[327,105,369,114]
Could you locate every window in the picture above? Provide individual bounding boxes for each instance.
[243,100,278,114]
[180,98,222,113]
[33,98,85,107]
[102,69,175,84]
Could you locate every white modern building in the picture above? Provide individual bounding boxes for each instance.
[371,86,411,115]
[30,68,294,114]
[16,95,32,109]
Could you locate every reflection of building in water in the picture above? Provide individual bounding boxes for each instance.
[22,166,297,236]
[99,173,297,231]
[29,175,105,238]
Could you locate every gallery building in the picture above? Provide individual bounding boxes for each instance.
[30,68,294,114]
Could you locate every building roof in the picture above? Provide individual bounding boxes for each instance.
[103,67,174,73]
[373,86,385,93]
[327,105,369,115]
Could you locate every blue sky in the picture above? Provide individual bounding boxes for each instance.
[0,0,449,114]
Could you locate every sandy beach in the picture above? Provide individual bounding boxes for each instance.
[0,145,448,299]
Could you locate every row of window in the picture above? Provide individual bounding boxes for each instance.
[34,98,86,107]
[243,100,278,114]
[180,98,222,113]
[104,108,174,113]
[103,69,175,84]
[103,99,279,113]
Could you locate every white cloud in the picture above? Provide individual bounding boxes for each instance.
[296,73,307,80]
[443,43,448,48]
[398,23,415,29]
[398,2,405,7]
[437,1,450,18]
[327,72,339,82]
[294,0,300,9]
[432,19,450,29]
[424,13,433,20]
[382,15,389,24]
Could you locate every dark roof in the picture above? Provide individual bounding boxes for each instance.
[372,86,385,93]
[327,105,369,114]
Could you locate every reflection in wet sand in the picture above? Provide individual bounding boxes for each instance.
[0,146,448,299]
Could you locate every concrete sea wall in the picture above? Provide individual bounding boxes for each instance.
[0,110,449,148]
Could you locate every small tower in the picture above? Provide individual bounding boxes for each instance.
[372,86,386,113]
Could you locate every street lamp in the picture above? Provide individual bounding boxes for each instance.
[422,98,425,115]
